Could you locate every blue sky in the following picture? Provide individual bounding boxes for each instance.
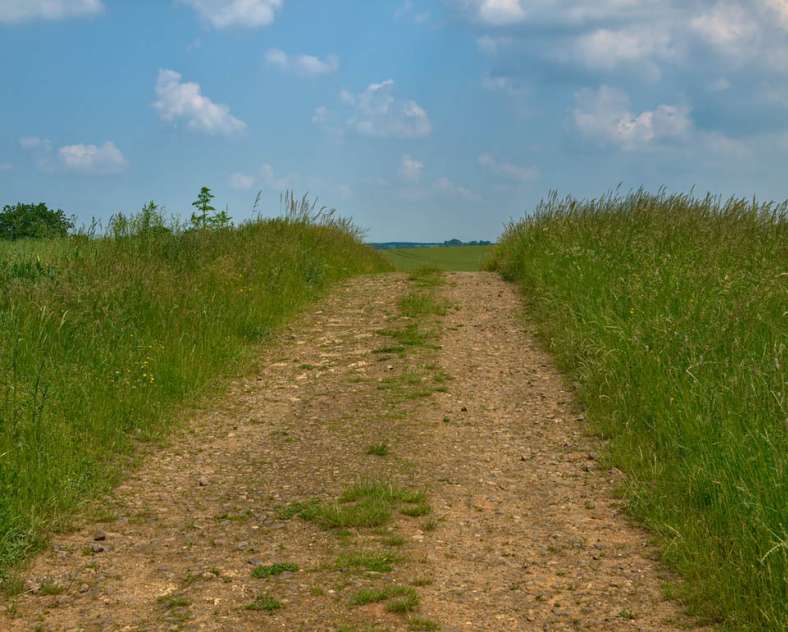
[2,0,788,241]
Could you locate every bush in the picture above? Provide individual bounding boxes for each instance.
[0,203,74,240]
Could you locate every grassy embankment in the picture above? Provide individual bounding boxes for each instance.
[381,245,494,272]
[490,191,786,631]
[0,204,389,579]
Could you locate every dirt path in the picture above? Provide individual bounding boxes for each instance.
[1,272,704,631]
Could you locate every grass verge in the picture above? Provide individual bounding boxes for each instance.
[490,189,787,631]
[0,203,389,579]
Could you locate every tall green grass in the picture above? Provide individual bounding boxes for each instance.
[490,191,786,631]
[0,203,389,576]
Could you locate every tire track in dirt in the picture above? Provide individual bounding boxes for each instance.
[0,272,705,631]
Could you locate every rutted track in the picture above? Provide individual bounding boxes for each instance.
[1,272,705,631]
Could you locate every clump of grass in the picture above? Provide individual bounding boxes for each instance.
[491,189,787,631]
[251,562,299,578]
[366,443,389,457]
[350,585,419,613]
[158,594,191,610]
[378,324,435,350]
[335,550,399,573]
[37,581,64,596]
[408,267,445,288]
[408,616,440,630]
[245,593,282,612]
[0,195,390,573]
[280,481,429,531]
[399,292,446,317]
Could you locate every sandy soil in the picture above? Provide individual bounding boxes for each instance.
[0,272,705,631]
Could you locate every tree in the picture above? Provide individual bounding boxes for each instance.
[0,202,74,240]
[190,186,232,229]
[191,186,216,229]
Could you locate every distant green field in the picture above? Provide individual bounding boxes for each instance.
[380,245,494,271]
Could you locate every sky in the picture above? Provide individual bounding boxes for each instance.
[2,0,788,242]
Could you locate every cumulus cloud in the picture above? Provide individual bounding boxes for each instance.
[478,153,537,181]
[178,0,282,28]
[58,142,127,174]
[336,80,431,139]
[400,155,424,181]
[154,69,246,136]
[265,49,339,76]
[573,86,692,150]
[0,0,103,23]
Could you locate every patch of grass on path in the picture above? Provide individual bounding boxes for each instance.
[279,481,430,531]
[490,189,787,631]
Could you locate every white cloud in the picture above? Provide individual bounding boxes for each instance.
[58,142,127,174]
[478,153,537,181]
[20,137,127,174]
[433,177,475,199]
[462,0,526,25]
[338,80,432,139]
[229,163,291,191]
[573,86,692,150]
[690,3,759,53]
[154,69,246,136]
[178,0,282,28]
[229,173,256,190]
[265,49,339,76]
[572,26,680,73]
[400,155,424,181]
[0,0,103,23]
[312,106,330,125]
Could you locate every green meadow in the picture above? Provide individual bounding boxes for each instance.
[490,190,787,631]
[380,245,494,272]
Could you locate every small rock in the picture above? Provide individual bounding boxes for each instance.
[91,544,106,554]
[198,478,208,487]
[79,583,90,593]
[461,406,468,412]
[247,558,263,566]
[93,531,107,542]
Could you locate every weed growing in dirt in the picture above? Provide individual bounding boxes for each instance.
[399,292,447,317]
[408,616,440,630]
[490,189,787,631]
[245,593,282,612]
[408,267,445,288]
[252,562,299,578]
[350,585,418,609]
[0,197,390,573]
[366,443,389,457]
[280,481,429,530]
[37,582,63,596]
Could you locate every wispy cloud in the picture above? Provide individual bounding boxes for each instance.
[478,153,537,181]
[400,155,424,181]
[265,49,339,76]
[330,80,432,139]
[0,0,103,23]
